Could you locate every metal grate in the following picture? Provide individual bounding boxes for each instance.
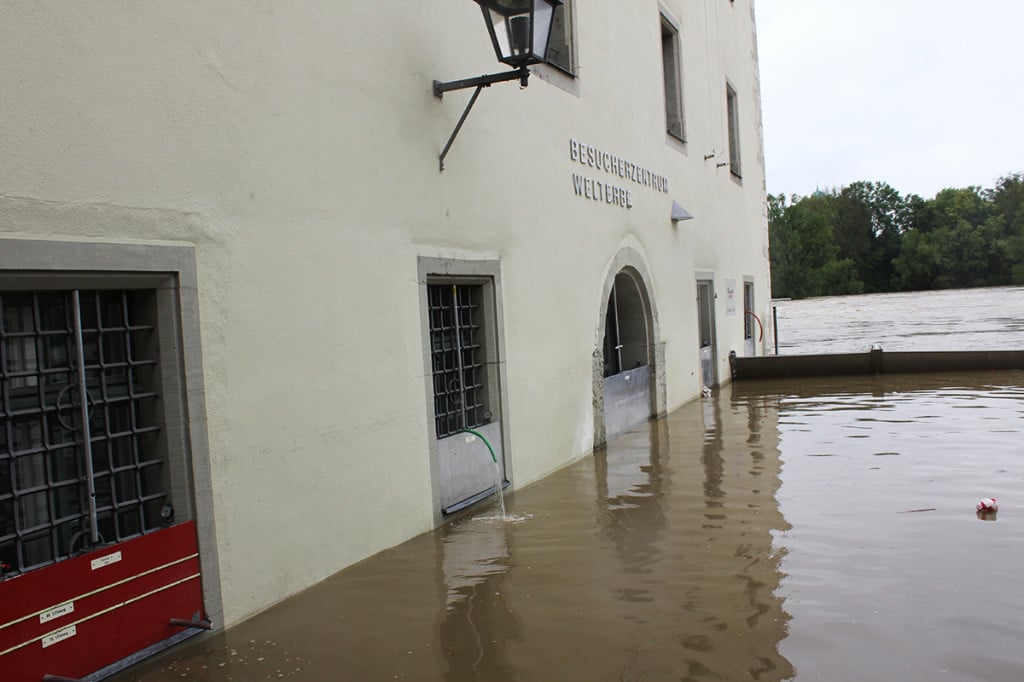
[0,290,166,576]
[428,284,488,439]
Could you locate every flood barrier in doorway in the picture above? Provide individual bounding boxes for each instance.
[457,429,497,462]
[730,348,1024,380]
[603,365,652,439]
[0,521,206,681]
[457,429,506,517]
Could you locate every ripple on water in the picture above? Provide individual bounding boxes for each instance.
[471,511,534,524]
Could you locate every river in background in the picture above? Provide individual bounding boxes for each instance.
[773,286,1024,354]
[111,289,1024,681]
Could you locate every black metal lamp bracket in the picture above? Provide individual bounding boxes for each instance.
[433,66,529,171]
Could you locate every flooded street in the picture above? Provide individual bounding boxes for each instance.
[118,371,1024,681]
[773,286,1024,353]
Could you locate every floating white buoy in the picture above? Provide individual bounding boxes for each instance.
[976,497,998,512]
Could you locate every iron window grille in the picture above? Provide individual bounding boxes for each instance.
[1,289,168,576]
[428,284,490,439]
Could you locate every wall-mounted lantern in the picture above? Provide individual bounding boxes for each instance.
[434,0,562,170]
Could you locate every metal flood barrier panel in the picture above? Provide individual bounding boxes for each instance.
[730,349,1024,380]
[0,521,206,681]
[699,346,714,388]
[603,365,651,440]
[439,420,505,514]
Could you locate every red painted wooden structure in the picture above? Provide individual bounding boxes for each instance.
[0,521,205,681]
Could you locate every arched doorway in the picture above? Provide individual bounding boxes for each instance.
[593,252,666,448]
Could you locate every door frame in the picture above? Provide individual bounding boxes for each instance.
[592,248,667,449]
[417,257,512,524]
[696,275,718,388]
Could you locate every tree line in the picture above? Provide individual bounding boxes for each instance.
[768,173,1024,299]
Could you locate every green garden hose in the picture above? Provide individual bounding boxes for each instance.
[458,428,497,462]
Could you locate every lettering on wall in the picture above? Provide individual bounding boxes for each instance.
[569,138,670,210]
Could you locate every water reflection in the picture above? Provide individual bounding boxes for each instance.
[588,399,793,681]
[701,396,725,510]
[438,516,519,680]
[595,418,669,579]
[692,392,792,679]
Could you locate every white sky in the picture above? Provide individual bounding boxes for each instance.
[755,1,1024,199]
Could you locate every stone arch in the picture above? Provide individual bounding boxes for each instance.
[592,247,667,448]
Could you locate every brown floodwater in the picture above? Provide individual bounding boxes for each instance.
[773,286,1024,354]
[115,371,1024,682]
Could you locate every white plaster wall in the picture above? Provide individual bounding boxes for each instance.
[0,0,769,625]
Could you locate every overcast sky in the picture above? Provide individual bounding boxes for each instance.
[755,1,1024,200]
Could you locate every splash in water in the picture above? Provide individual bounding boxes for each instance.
[493,460,506,517]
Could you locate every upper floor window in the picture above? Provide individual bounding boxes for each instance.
[546,0,576,75]
[726,82,742,178]
[660,15,685,141]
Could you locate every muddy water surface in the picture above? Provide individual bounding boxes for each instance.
[118,371,1024,681]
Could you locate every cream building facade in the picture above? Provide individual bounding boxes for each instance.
[0,1,771,673]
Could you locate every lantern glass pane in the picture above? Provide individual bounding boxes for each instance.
[532,1,553,58]
[488,9,512,60]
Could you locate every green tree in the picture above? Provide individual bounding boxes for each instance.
[986,173,1024,283]
[769,193,861,298]
[927,187,997,288]
[831,181,911,292]
[771,173,1024,297]
[892,228,942,291]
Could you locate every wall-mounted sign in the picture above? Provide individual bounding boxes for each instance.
[39,601,75,624]
[569,138,669,210]
[90,551,122,571]
[42,625,77,649]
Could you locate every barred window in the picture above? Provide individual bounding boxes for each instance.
[1,290,168,575]
[428,284,491,439]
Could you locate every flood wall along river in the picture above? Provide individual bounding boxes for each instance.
[118,368,1024,681]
